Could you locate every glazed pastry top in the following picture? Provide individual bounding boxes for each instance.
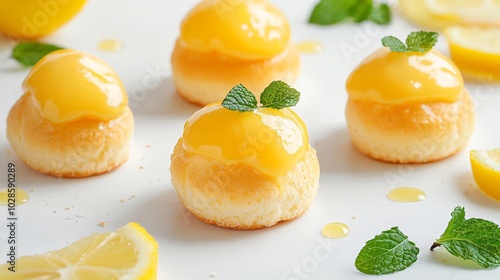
[182,103,308,176]
[23,49,128,123]
[179,0,290,60]
[346,48,464,104]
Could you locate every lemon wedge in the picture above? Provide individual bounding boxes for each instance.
[470,149,500,201]
[0,222,158,279]
[399,0,500,30]
[424,0,500,26]
[445,26,500,81]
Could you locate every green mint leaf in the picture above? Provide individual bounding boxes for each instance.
[12,42,64,67]
[221,84,258,112]
[309,0,357,25]
[260,80,300,110]
[431,206,500,268]
[309,0,391,25]
[406,31,438,53]
[351,0,373,23]
[382,36,408,52]
[355,227,419,275]
[369,3,391,25]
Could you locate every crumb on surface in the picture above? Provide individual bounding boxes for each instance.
[98,221,107,227]
[139,166,144,170]
[209,272,217,278]
[64,207,70,211]
[352,216,357,220]
[119,199,125,203]
[146,144,151,148]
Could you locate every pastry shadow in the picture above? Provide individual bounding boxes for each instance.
[0,143,138,188]
[129,76,200,117]
[314,127,402,175]
[455,172,500,210]
[159,187,292,243]
[428,248,483,270]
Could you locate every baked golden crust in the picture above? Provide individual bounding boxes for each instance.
[171,39,300,106]
[170,139,320,229]
[345,90,475,163]
[7,93,134,177]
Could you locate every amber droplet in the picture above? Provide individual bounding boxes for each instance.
[0,188,30,206]
[387,187,426,202]
[296,41,323,54]
[321,222,350,239]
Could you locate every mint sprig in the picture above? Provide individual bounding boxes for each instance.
[12,42,64,67]
[355,227,419,275]
[221,84,258,112]
[430,206,500,268]
[260,81,300,110]
[221,81,300,112]
[382,31,438,53]
[309,0,391,26]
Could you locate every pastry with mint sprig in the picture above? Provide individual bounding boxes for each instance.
[345,31,475,163]
[170,81,319,229]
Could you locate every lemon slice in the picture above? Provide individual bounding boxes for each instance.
[0,222,158,279]
[445,26,500,81]
[470,149,500,201]
[424,0,500,25]
[399,0,500,30]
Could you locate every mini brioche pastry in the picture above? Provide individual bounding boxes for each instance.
[171,0,300,106]
[345,31,475,163]
[170,81,319,229]
[7,49,133,178]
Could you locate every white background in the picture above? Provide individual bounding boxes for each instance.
[1,0,500,279]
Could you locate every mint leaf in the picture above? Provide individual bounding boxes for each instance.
[309,0,391,26]
[309,0,357,25]
[382,36,408,52]
[406,31,438,53]
[12,42,64,67]
[431,206,500,268]
[355,227,419,275]
[369,3,391,25]
[260,81,300,110]
[382,31,438,53]
[221,84,258,112]
[351,0,372,23]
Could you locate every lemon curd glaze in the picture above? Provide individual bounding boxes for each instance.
[179,0,290,60]
[346,48,464,104]
[182,104,308,176]
[23,49,128,123]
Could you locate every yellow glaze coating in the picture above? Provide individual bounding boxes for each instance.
[180,0,290,60]
[182,104,308,176]
[0,0,86,39]
[346,48,463,104]
[23,49,128,124]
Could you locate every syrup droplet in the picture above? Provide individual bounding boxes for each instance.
[296,41,323,54]
[98,39,123,52]
[321,222,350,239]
[387,187,426,202]
[0,188,30,206]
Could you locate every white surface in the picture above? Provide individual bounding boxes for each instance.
[1,1,500,279]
